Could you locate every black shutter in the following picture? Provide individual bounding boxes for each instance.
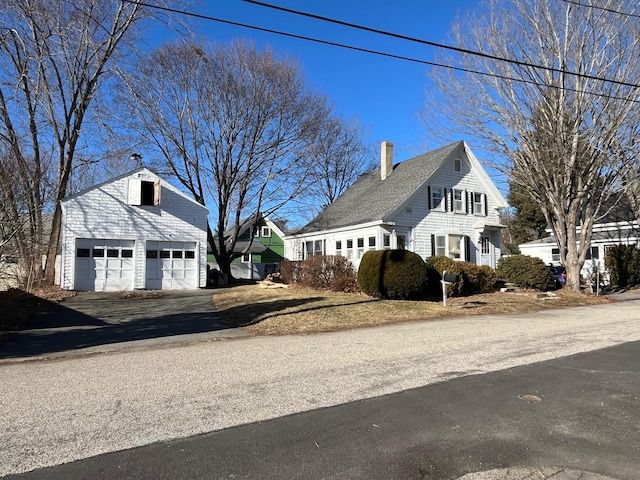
[464,236,471,262]
[444,188,448,211]
[428,186,432,210]
[465,191,469,214]
[431,234,435,256]
[483,194,488,216]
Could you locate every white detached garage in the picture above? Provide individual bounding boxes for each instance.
[60,168,209,292]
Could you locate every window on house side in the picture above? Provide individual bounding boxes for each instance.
[551,248,561,263]
[383,234,391,249]
[473,193,485,215]
[242,253,251,263]
[357,238,364,259]
[435,236,446,257]
[431,187,444,210]
[453,189,464,213]
[261,226,271,238]
[586,246,599,260]
[368,236,376,249]
[434,234,465,260]
[346,239,353,260]
[454,158,462,172]
[336,240,342,256]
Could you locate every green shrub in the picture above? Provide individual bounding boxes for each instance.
[425,256,497,297]
[357,250,427,300]
[605,245,640,288]
[496,255,552,290]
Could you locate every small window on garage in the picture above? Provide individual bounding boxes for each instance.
[107,249,119,258]
[92,248,104,257]
[122,249,133,258]
[173,251,183,259]
[146,250,158,258]
[185,250,195,259]
[159,251,171,259]
[77,248,90,257]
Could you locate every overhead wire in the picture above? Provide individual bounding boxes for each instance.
[124,0,640,104]
[243,0,640,90]
[557,0,640,19]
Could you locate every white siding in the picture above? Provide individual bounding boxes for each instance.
[61,169,208,291]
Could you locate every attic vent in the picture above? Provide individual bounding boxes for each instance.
[406,208,412,213]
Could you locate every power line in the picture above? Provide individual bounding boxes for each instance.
[558,0,640,19]
[123,1,640,104]
[243,0,640,90]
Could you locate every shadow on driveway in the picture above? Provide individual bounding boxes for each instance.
[0,290,246,360]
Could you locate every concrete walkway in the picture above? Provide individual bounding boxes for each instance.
[1,294,640,478]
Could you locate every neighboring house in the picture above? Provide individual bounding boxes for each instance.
[285,141,509,269]
[518,197,640,283]
[60,168,209,291]
[208,214,287,280]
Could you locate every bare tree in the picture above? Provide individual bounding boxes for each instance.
[121,39,332,279]
[0,0,184,288]
[422,0,640,290]
[296,116,375,219]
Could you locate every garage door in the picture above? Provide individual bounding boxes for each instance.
[75,239,135,291]
[145,241,197,290]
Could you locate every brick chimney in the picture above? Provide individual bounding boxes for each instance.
[381,141,394,180]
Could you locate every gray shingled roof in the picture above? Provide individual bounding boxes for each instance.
[299,141,464,234]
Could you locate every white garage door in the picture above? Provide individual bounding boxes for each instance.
[145,241,197,290]
[75,239,135,291]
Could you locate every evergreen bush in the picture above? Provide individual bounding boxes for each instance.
[605,245,640,288]
[496,255,552,290]
[425,256,497,297]
[357,250,427,299]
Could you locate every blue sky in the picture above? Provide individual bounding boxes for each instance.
[153,0,480,163]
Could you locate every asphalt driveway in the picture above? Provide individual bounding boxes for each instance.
[0,289,249,361]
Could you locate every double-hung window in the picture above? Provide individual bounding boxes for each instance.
[473,193,485,215]
[336,240,342,257]
[431,187,444,210]
[346,239,353,260]
[453,189,465,213]
[434,234,466,260]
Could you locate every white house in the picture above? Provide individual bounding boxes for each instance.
[60,168,209,291]
[285,141,509,268]
[519,197,640,283]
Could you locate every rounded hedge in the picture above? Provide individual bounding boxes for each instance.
[496,254,552,290]
[357,249,427,299]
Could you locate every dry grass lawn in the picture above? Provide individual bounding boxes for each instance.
[213,284,613,336]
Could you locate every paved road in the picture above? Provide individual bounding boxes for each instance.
[1,293,640,478]
[6,339,638,480]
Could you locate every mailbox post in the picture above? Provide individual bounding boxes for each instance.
[441,270,459,306]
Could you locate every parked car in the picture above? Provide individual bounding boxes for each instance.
[548,265,567,289]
